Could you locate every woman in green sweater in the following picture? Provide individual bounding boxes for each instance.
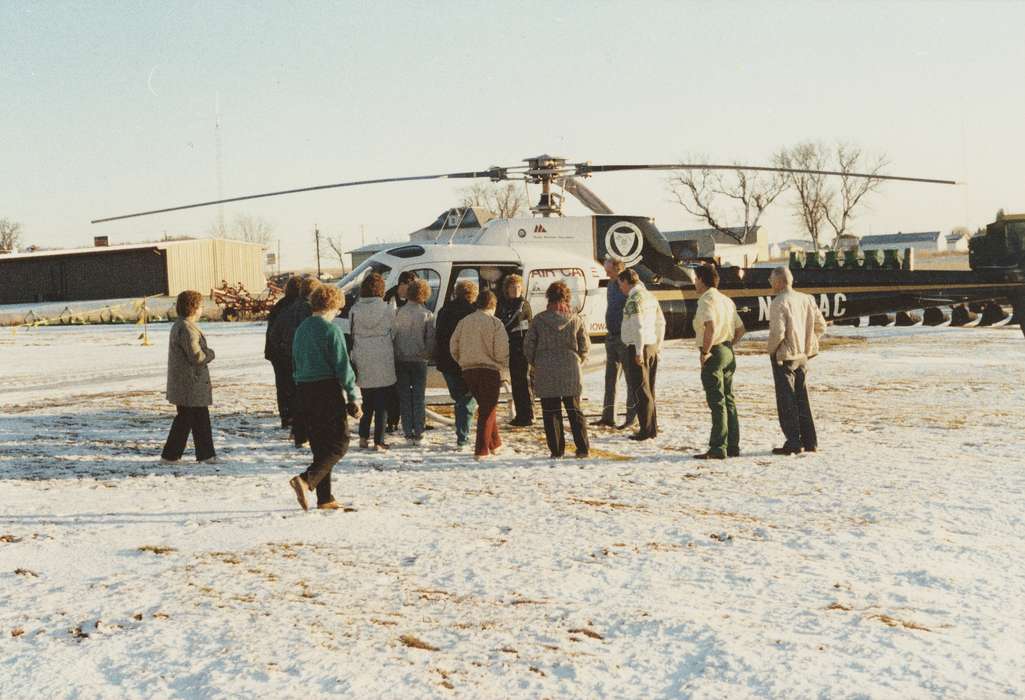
[288,285,362,511]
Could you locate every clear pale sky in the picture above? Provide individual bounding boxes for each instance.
[3,1,1023,268]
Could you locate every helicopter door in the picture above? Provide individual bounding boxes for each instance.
[525,267,587,317]
[446,264,521,301]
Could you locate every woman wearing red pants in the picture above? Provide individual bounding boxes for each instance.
[449,290,509,460]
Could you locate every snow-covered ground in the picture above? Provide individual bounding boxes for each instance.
[1,322,1023,698]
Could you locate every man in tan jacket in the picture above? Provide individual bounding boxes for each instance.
[767,266,827,455]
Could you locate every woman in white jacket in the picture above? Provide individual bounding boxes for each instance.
[350,272,396,450]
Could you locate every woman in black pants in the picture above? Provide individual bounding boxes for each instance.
[288,285,362,511]
[161,290,218,464]
[523,282,591,458]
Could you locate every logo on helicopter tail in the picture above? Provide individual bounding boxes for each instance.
[605,221,643,266]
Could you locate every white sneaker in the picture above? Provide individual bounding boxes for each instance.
[474,454,491,462]
[198,457,222,465]
[359,438,370,449]
[159,457,178,465]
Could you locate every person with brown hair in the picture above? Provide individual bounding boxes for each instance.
[496,273,534,426]
[264,275,301,429]
[524,281,590,458]
[350,272,396,450]
[269,275,321,447]
[434,279,479,448]
[161,290,217,464]
[383,270,419,432]
[288,284,361,511]
[392,278,435,445]
[450,289,509,460]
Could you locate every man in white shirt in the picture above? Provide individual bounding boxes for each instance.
[766,266,827,455]
[692,264,745,460]
[617,268,666,441]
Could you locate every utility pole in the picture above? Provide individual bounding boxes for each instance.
[314,226,322,278]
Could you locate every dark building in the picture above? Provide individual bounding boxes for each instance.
[0,239,266,305]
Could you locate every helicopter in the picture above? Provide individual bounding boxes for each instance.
[93,154,1025,339]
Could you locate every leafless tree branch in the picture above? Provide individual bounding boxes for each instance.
[0,218,23,253]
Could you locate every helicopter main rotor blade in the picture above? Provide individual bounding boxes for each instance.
[556,176,615,215]
[575,163,958,186]
[91,168,512,224]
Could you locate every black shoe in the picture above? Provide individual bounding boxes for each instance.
[575,450,590,459]
[727,449,740,458]
[627,432,652,441]
[549,452,562,459]
[803,446,817,453]
[509,419,534,427]
[615,421,636,431]
[590,418,616,428]
[772,446,802,455]
[386,424,398,433]
[693,451,726,460]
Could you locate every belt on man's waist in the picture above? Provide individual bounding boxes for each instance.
[715,341,733,349]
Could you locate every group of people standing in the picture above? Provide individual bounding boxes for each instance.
[594,261,826,460]
[159,258,827,512]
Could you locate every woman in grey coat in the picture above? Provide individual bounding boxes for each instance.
[350,272,397,450]
[523,281,590,458]
[392,279,435,444]
[161,290,218,463]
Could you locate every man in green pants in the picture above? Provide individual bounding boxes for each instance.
[691,264,746,460]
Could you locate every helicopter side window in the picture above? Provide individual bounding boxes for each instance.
[450,268,480,299]
[527,268,586,314]
[404,268,442,311]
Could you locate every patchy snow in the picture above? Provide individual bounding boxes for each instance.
[1,322,1024,697]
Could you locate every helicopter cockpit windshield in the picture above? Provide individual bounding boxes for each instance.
[335,258,393,316]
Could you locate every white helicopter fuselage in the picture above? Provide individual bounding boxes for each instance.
[335,214,626,336]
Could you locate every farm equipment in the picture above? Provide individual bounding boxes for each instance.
[212,280,281,321]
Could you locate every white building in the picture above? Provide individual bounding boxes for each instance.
[946,232,970,252]
[769,238,815,259]
[859,231,945,253]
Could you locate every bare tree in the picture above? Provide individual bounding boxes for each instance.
[324,234,348,269]
[668,160,787,244]
[232,213,274,246]
[775,142,888,250]
[0,218,23,253]
[774,143,830,251]
[460,182,526,218]
[209,213,274,246]
[822,143,888,245]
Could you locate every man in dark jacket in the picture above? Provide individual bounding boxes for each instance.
[433,279,479,448]
[496,273,534,426]
[269,276,321,446]
[594,257,637,429]
[265,276,301,428]
[383,270,419,432]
